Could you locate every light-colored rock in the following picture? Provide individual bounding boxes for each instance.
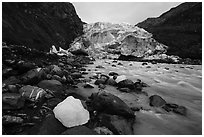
[19,85,46,102]
[53,96,90,128]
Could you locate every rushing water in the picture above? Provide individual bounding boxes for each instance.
[84,59,202,135]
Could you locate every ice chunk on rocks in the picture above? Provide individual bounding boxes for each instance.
[53,96,90,128]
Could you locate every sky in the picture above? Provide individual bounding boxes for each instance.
[72,2,182,25]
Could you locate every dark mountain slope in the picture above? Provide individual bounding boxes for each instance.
[2,2,83,51]
[137,2,202,59]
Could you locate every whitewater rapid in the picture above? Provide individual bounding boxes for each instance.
[84,59,202,135]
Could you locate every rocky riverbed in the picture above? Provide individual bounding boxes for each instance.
[2,43,202,135]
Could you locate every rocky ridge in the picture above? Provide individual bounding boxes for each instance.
[137,2,202,60]
[3,2,83,51]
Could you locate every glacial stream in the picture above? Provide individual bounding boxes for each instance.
[83,59,202,135]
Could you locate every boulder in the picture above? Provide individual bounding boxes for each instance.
[61,126,98,135]
[106,78,117,86]
[49,65,64,77]
[15,61,36,74]
[109,72,119,76]
[2,67,18,78]
[149,95,166,107]
[98,113,134,135]
[94,79,106,85]
[142,62,148,65]
[162,103,179,112]
[88,92,135,118]
[98,84,106,89]
[38,80,63,95]
[71,72,83,79]
[96,65,105,69]
[7,85,18,93]
[27,114,67,135]
[53,96,90,128]
[2,115,24,125]
[46,98,63,109]
[19,85,46,102]
[173,106,187,116]
[117,79,135,89]
[2,93,25,110]
[118,87,131,93]
[3,76,21,85]
[71,49,89,56]
[21,68,45,84]
[94,127,113,135]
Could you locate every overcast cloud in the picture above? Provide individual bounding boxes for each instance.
[72,2,181,25]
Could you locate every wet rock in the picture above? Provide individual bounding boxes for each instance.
[142,62,148,65]
[151,61,157,64]
[3,76,21,85]
[53,96,90,128]
[117,62,123,66]
[88,92,135,118]
[94,75,109,85]
[80,68,86,71]
[106,78,117,86]
[98,84,106,89]
[81,71,88,75]
[130,107,140,111]
[2,93,25,110]
[96,65,105,69]
[52,75,66,83]
[65,75,74,84]
[117,79,135,89]
[7,85,18,93]
[83,83,95,88]
[49,65,64,77]
[19,85,46,102]
[61,126,98,135]
[38,80,63,95]
[21,68,46,84]
[46,74,52,80]
[98,113,134,135]
[94,127,113,135]
[2,68,18,78]
[173,106,187,116]
[71,72,83,79]
[27,114,67,135]
[46,98,63,109]
[71,49,88,56]
[133,82,143,92]
[118,87,131,93]
[162,103,179,112]
[109,72,119,76]
[164,67,169,70]
[2,115,24,125]
[15,61,36,74]
[149,95,166,107]
[94,79,106,85]
[3,59,16,66]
